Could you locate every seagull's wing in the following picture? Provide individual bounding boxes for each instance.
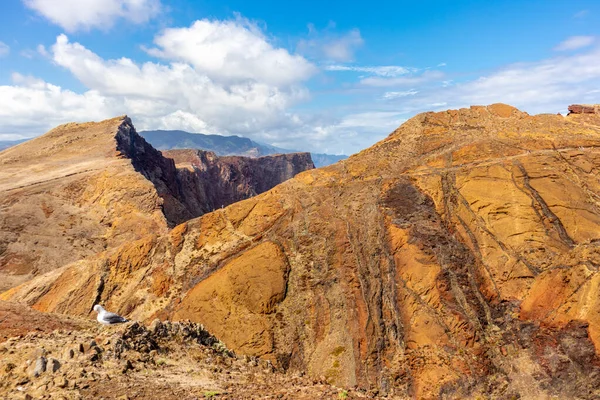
[102,311,128,324]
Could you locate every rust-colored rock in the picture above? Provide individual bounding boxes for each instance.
[5,104,600,398]
[173,241,290,359]
[568,104,600,114]
[0,300,92,342]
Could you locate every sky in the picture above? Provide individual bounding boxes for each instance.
[0,1,599,155]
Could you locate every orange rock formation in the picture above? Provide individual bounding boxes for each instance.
[4,104,600,398]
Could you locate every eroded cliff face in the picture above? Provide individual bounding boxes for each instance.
[0,118,312,292]
[5,104,600,398]
[161,149,314,217]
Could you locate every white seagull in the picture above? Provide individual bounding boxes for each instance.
[93,304,128,325]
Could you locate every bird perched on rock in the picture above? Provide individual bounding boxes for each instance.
[93,304,128,325]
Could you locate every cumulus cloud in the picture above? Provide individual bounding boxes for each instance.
[145,18,316,86]
[22,0,161,32]
[0,41,9,57]
[297,26,364,62]
[0,21,325,149]
[0,77,115,139]
[49,32,312,135]
[554,36,595,51]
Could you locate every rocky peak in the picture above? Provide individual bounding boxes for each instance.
[0,116,313,292]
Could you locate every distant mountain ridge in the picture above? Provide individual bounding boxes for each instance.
[0,139,27,151]
[139,129,347,167]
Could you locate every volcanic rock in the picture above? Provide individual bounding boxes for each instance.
[162,148,315,216]
[0,117,313,292]
[4,104,600,398]
[32,357,46,377]
[568,104,600,114]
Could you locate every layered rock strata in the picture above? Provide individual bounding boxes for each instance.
[162,149,314,216]
[4,104,600,398]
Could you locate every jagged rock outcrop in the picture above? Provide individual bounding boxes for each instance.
[568,104,600,114]
[162,149,314,214]
[5,104,600,398]
[0,118,312,292]
[0,303,359,399]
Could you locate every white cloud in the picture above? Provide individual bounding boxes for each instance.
[383,90,418,99]
[297,26,364,62]
[456,45,600,110]
[50,33,312,133]
[23,0,161,32]
[0,23,322,148]
[0,41,9,57]
[0,78,115,139]
[378,43,600,116]
[145,18,316,86]
[325,65,414,77]
[37,44,49,57]
[554,36,595,51]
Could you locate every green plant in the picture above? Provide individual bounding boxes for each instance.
[204,391,220,399]
[331,346,346,356]
[338,390,349,399]
[156,358,167,366]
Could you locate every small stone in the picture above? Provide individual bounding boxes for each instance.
[122,360,134,374]
[149,319,162,333]
[4,362,16,373]
[32,356,47,377]
[54,376,68,388]
[48,358,61,373]
[67,349,75,359]
[78,343,85,353]
[16,377,30,385]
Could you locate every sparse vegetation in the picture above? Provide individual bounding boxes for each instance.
[156,358,167,366]
[338,389,349,399]
[204,391,220,398]
[331,346,346,356]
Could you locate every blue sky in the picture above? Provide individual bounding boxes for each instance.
[0,0,599,154]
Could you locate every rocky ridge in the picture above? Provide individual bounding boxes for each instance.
[4,104,600,398]
[0,301,363,400]
[0,118,312,291]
